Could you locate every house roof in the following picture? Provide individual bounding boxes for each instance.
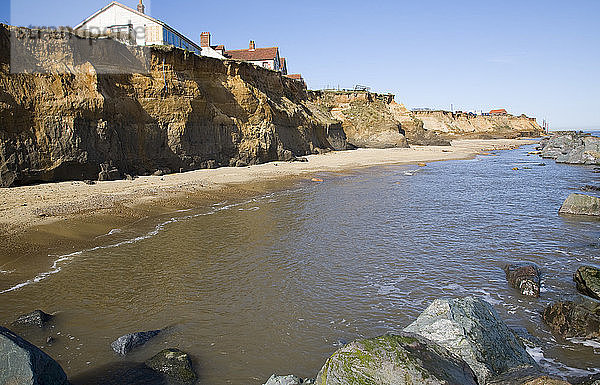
[490,109,507,114]
[285,74,303,80]
[225,47,278,61]
[214,45,225,51]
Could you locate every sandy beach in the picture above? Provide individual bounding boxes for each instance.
[0,139,536,260]
[0,139,536,234]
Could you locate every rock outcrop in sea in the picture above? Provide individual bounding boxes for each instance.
[0,326,69,385]
[542,295,600,340]
[403,296,540,384]
[315,333,479,385]
[504,263,542,297]
[574,266,600,300]
[111,329,162,356]
[538,131,600,164]
[559,193,600,216]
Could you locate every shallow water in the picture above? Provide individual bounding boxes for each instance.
[1,144,600,383]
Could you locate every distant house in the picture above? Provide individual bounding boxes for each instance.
[279,57,288,75]
[225,41,284,72]
[74,1,225,59]
[489,109,508,115]
[199,32,229,59]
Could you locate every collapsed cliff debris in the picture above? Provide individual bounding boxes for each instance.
[538,131,600,165]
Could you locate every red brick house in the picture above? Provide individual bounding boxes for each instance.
[489,109,508,115]
[225,41,284,72]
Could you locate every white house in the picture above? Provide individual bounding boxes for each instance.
[74,1,225,59]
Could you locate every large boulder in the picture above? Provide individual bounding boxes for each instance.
[403,297,539,384]
[111,329,161,356]
[0,326,69,385]
[559,194,600,216]
[574,266,600,300]
[12,310,54,328]
[315,333,478,385]
[539,131,600,165]
[504,263,541,297]
[144,348,197,385]
[542,296,600,339]
[264,374,314,385]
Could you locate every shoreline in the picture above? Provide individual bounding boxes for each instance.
[0,139,537,263]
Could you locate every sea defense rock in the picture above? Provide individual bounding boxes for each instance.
[111,329,161,356]
[315,333,478,385]
[542,296,600,339]
[263,374,314,385]
[12,309,53,328]
[504,263,541,297]
[145,348,197,384]
[559,194,600,216]
[539,131,600,165]
[403,296,539,384]
[0,326,69,385]
[574,265,600,300]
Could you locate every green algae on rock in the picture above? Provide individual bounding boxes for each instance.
[315,333,478,385]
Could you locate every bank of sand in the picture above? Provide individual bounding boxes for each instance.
[0,139,537,259]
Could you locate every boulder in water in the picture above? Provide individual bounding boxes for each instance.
[504,263,541,297]
[542,296,600,339]
[403,296,540,384]
[144,348,197,384]
[315,332,478,385]
[559,194,600,216]
[12,309,53,328]
[0,326,69,385]
[574,265,600,300]
[111,329,161,356]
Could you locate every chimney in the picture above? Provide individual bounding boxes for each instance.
[137,0,145,14]
[200,32,211,48]
[249,40,255,51]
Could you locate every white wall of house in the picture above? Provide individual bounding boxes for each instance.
[201,46,226,59]
[76,4,157,46]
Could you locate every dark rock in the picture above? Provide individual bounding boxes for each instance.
[315,332,478,385]
[111,329,161,356]
[46,336,55,345]
[70,361,166,385]
[581,185,600,192]
[511,327,543,348]
[542,296,600,339]
[12,309,53,328]
[124,174,134,181]
[404,296,540,384]
[0,326,69,385]
[291,156,309,163]
[235,160,248,167]
[559,194,600,216]
[504,263,541,297]
[152,170,165,176]
[98,163,121,181]
[574,266,600,300]
[145,348,197,384]
[84,179,96,185]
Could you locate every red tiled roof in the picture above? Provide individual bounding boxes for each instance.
[490,109,507,114]
[225,47,278,61]
[285,74,303,80]
[214,45,225,50]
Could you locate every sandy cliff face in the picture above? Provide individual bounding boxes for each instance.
[0,25,345,187]
[312,91,544,146]
[309,91,409,148]
[413,110,544,139]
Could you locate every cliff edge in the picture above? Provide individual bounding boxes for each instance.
[0,25,346,187]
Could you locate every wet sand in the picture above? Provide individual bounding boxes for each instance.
[0,139,536,262]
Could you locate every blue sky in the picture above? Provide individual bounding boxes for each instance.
[3,0,599,129]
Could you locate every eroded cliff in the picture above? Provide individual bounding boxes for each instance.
[0,25,345,187]
[311,90,544,146]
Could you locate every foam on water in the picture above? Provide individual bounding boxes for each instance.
[0,194,273,295]
[528,346,600,378]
